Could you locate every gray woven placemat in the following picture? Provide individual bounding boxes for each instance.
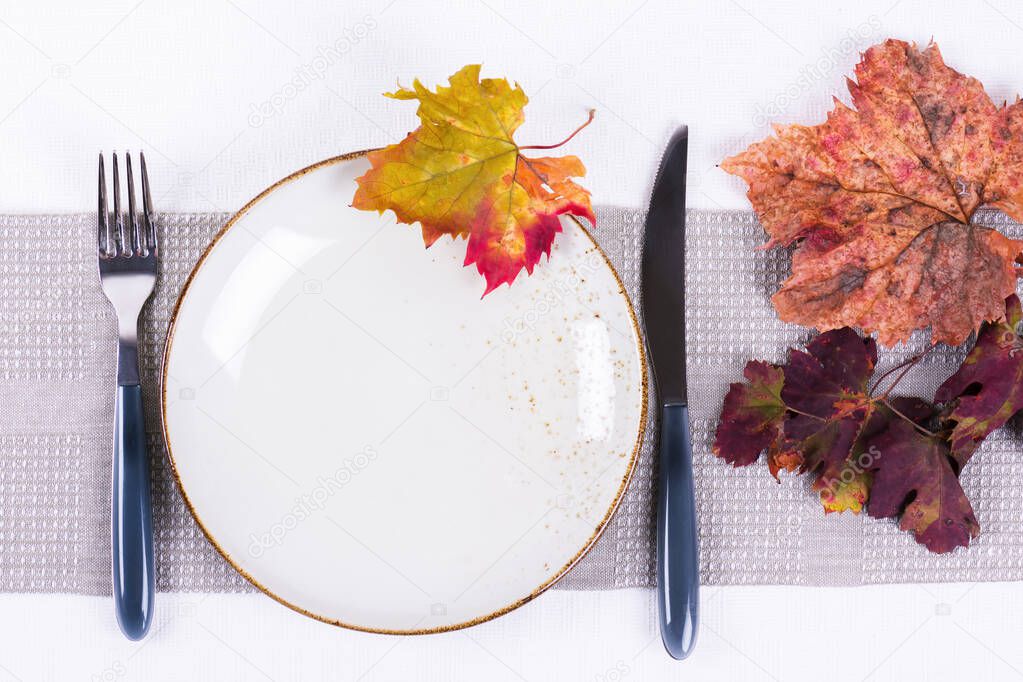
[3,207,1023,595]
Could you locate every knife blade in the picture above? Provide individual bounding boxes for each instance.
[640,125,699,660]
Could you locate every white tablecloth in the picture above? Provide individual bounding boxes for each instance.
[4,1,1023,680]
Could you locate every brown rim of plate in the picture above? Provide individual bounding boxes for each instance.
[159,149,649,636]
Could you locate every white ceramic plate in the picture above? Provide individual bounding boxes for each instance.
[162,152,646,634]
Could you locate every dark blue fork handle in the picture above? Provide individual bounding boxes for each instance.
[112,383,155,640]
[657,403,699,660]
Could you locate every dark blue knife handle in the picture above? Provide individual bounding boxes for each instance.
[657,402,699,660]
[112,383,155,640]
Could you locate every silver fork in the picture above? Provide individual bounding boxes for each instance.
[98,151,157,640]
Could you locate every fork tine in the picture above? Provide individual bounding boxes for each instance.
[98,153,110,256]
[140,152,156,254]
[126,153,141,255]
[112,152,125,256]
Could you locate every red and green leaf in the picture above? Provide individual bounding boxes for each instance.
[935,295,1023,464]
[714,329,885,514]
[864,416,979,554]
[713,323,998,553]
[713,361,785,468]
[777,329,878,512]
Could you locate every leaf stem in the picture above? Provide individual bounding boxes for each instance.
[520,109,595,150]
[880,397,938,438]
[869,346,934,398]
[786,406,826,421]
[877,357,922,400]
[868,357,915,395]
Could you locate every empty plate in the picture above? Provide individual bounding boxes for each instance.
[161,151,646,633]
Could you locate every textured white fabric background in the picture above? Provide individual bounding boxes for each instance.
[3,0,1023,680]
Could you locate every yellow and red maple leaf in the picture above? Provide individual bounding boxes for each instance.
[352,65,595,295]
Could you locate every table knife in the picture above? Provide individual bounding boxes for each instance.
[641,125,699,660]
